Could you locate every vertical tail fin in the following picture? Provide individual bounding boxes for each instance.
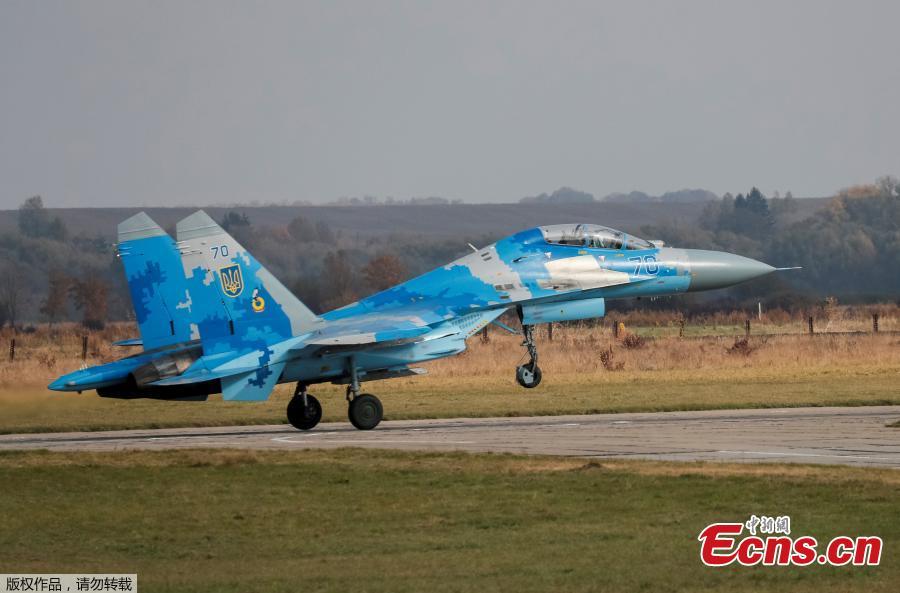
[176,211,320,354]
[118,213,195,350]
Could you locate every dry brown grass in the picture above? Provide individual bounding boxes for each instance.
[0,315,897,434]
[0,323,134,388]
[430,326,900,380]
[1,315,898,390]
[606,302,900,332]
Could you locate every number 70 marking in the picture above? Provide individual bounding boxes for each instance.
[627,255,659,276]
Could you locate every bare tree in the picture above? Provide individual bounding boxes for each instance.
[287,216,317,242]
[41,269,71,329]
[0,263,23,330]
[18,195,68,239]
[320,250,356,310]
[69,272,109,330]
[361,254,406,292]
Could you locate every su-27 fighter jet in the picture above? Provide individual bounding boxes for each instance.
[50,212,792,430]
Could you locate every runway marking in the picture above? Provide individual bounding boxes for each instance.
[272,437,475,445]
[271,434,324,442]
[716,450,896,462]
[147,436,207,441]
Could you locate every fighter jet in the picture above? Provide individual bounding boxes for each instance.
[50,214,785,430]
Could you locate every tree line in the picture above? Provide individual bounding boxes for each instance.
[639,177,899,309]
[0,177,897,329]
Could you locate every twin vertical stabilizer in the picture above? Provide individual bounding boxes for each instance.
[117,212,194,350]
[117,210,321,401]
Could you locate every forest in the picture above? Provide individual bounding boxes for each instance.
[0,177,897,329]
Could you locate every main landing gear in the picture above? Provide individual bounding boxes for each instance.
[345,357,383,430]
[287,383,322,430]
[285,359,385,432]
[286,384,383,432]
[515,324,542,389]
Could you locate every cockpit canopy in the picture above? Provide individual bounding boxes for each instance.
[541,224,654,250]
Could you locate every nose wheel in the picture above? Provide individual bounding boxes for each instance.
[515,324,542,388]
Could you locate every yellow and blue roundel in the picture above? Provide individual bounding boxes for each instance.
[218,264,244,297]
[251,288,266,312]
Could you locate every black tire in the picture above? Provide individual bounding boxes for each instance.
[515,363,542,389]
[348,394,383,430]
[287,394,322,430]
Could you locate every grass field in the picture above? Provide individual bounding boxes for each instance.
[0,448,895,593]
[1,365,898,434]
[1,328,898,433]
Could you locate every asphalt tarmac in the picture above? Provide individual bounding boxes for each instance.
[1,406,898,467]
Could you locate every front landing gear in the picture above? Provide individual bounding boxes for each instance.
[515,324,542,389]
[516,362,542,388]
[345,356,383,430]
[287,384,322,430]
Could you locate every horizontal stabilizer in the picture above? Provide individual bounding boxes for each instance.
[113,338,144,347]
[148,359,262,386]
[221,361,286,401]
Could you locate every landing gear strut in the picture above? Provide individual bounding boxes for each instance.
[287,383,322,430]
[515,324,542,389]
[345,357,383,430]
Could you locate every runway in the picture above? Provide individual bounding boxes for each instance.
[1,406,899,467]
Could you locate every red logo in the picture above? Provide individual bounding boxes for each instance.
[698,517,881,567]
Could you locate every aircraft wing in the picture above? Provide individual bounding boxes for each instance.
[292,304,461,354]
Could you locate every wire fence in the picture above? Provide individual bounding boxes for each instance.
[1,311,897,363]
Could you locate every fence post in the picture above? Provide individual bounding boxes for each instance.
[873,313,879,333]
[81,335,88,360]
[613,319,619,339]
[547,323,554,342]
[8,339,14,362]
[679,318,685,339]
[745,319,751,337]
[480,326,489,343]
[808,316,814,335]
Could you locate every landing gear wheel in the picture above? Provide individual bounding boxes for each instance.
[516,362,542,388]
[515,321,542,389]
[287,394,322,430]
[348,394,383,430]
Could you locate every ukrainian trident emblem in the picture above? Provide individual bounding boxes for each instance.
[218,264,244,297]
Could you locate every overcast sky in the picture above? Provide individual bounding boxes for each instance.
[1,1,898,208]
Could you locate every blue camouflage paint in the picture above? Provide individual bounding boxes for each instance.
[51,216,776,401]
[117,214,195,350]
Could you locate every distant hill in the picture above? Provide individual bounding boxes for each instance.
[660,189,719,203]
[602,191,654,203]
[0,198,828,242]
[603,188,719,203]
[519,187,594,204]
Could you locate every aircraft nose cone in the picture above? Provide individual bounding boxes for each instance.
[686,250,775,292]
